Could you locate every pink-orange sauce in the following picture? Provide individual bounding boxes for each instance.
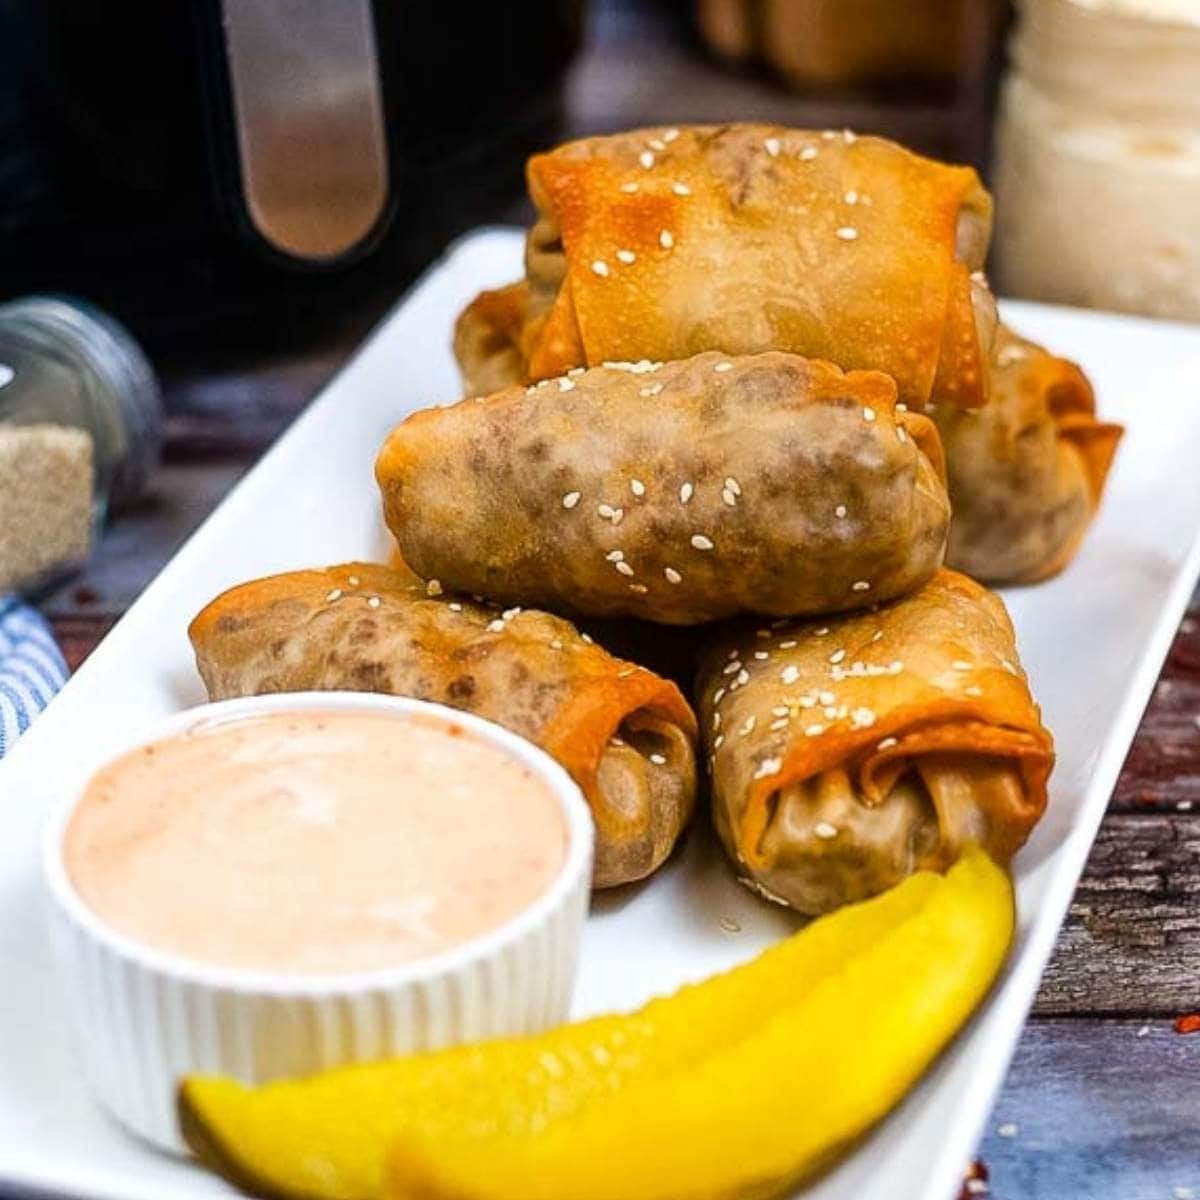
[64,709,567,974]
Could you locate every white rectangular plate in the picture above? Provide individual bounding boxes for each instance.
[3,229,1200,1200]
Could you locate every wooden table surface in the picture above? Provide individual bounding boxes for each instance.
[30,6,1200,1199]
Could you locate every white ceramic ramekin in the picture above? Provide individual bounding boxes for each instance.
[42,693,593,1153]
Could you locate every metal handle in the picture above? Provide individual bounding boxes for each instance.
[219,0,390,263]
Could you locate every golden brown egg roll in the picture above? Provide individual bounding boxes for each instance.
[377,351,950,626]
[455,123,996,410]
[935,326,1124,584]
[188,564,699,889]
[697,569,1052,915]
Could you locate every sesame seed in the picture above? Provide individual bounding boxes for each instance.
[739,715,757,736]
[639,150,655,169]
[836,227,858,241]
[781,665,800,684]
[829,649,847,664]
[712,711,722,731]
[878,737,898,750]
[714,361,733,373]
[691,534,714,550]
[965,685,984,697]
[754,756,782,779]
[753,650,769,660]
[581,633,594,644]
[779,640,797,649]
[679,482,694,504]
[347,575,360,586]
[616,249,636,264]
[814,626,830,636]
[448,602,463,612]
[610,507,625,525]
[558,376,576,392]
[843,129,857,143]
[897,427,907,443]
[649,752,667,765]
[997,1123,1019,1139]
[756,628,771,638]
[367,596,381,609]
[648,137,665,151]
[502,607,521,620]
[823,705,839,719]
[952,661,972,671]
[736,669,750,686]
[663,128,680,142]
[852,580,871,592]
[630,478,646,496]
[713,733,724,749]
[851,707,877,728]
[487,619,505,632]
[818,690,836,705]
[606,549,624,562]
[659,229,674,249]
[814,821,838,839]
[672,181,691,195]
[620,181,639,193]
[325,588,343,602]
[616,560,635,576]
[863,407,877,422]
[722,488,737,507]
[664,566,682,584]
[844,190,859,205]
[805,723,826,737]
[729,649,740,660]
[764,137,781,157]
[872,630,884,642]
[713,687,726,703]
[639,383,663,397]
[772,705,789,717]
[591,260,610,277]
[724,476,742,495]
[723,659,742,675]
[822,130,837,140]
[597,503,615,519]
[425,579,443,597]
[568,367,586,376]
[888,660,904,674]
[895,401,907,411]
[562,491,581,509]
[835,504,847,518]
[799,146,818,161]
[769,718,789,731]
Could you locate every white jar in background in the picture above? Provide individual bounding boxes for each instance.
[993,0,1200,320]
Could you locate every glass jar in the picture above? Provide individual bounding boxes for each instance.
[993,0,1200,319]
[0,296,162,593]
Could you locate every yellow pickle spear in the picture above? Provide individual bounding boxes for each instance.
[384,846,1013,1200]
[180,847,1012,1200]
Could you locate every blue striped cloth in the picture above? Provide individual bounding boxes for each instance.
[0,597,68,758]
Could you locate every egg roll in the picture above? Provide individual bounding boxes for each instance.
[934,326,1123,584]
[455,123,997,409]
[697,569,1052,915]
[377,351,950,626]
[188,564,698,889]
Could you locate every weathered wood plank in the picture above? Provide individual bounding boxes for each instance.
[976,1017,1200,1200]
[1112,615,1200,815]
[1033,815,1200,1015]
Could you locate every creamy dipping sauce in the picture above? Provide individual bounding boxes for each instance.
[63,709,567,975]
